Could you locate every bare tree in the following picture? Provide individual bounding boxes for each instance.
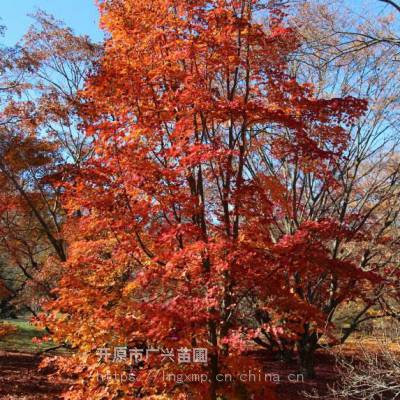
[247,0,400,377]
[305,323,400,399]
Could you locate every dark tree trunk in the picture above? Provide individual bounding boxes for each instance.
[208,319,219,400]
[0,298,17,319]
[297,333,318,379]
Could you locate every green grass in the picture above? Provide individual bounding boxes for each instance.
[0,318,63,354]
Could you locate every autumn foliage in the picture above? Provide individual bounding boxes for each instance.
[19,1,374,399]
[0,321,17,338]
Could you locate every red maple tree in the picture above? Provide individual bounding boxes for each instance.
[42,0,368,399]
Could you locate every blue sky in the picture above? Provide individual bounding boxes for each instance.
[0,0,392,47]
[0,0,103,45]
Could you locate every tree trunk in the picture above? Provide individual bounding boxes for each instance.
[208,319,219,400]
[297,335,318,379]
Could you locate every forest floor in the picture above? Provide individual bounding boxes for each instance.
[0,351,68,400]
[0,319,69,400]
[0,319,395,400]
[0,349,335,400]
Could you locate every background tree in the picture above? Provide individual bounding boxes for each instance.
[0,12,99,318]
[248,0,400,376]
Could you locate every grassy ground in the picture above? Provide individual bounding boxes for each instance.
[0,318,59,354]
[0,318,69,399]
